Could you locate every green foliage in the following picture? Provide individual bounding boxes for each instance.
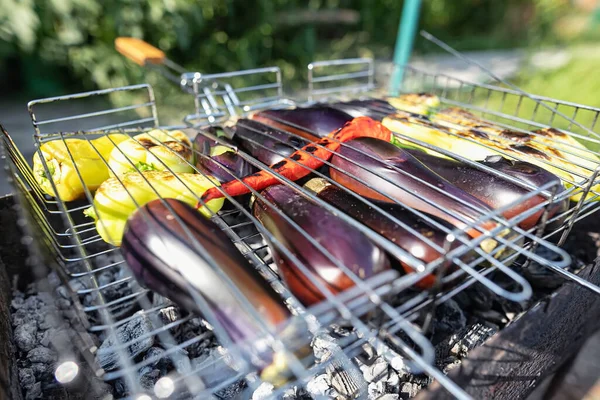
[0,0,587,103]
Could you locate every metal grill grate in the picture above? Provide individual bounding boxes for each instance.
[4,51,600,399]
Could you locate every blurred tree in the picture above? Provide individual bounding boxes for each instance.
[0,0,580,100]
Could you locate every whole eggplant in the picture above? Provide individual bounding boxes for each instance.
[329,137,499,240]
[122,198,290,340]
[253,184,390,306]
[305,178,471,288]
[252,106,354,140]
[406,151,568,230]
[193,127,256,182]
[231,119,309,165]
[121,198,311,384]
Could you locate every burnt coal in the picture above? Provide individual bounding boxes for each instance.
[27,346,56,364]
[96,311,154,371]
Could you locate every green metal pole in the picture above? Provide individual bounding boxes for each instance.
[389,0,422,96]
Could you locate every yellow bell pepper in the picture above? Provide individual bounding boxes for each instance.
[84,171,224,246]
[33,134,129,201]
[108,129,194,178]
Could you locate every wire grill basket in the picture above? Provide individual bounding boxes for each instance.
[3,47,600,399]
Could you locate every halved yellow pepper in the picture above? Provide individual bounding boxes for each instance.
[84,171,224,246]
[33,134,130,201]
[108,129,194,178]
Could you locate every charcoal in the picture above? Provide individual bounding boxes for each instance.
[68,278,88,294]
[27,346,56,364]
[306,374,333,398]
[213,379,248,399]
[472,309,508,326]
[368,380,386,399]
[399,382,422,399]
[327,361,363,398]
[158,306,181,325]
[312,333,337,362]
[361,357,388,383]
[139,368,161,391]
[455,323,497,354]
[390,357,407,374]
[97,270,114,287]
[378,395,400,400]
[252,382,275,400]
[432,300,466,343]
[12,296,25,309]
[19,367,35,387]
[96,311,154,371]
[25,381,42,400]
[38,313,61,330]
[14,323,38,352]
[522,259,565,289]
[113,379,129,398]
[30,362,49,379]
[144,346,169,369]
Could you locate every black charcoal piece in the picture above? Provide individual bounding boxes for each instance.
[14,323,37,352]
[27,346,56,364]
[96,311,154,371]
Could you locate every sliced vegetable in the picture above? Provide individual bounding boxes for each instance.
[193,127,257,183]
[305,178,467,288]
[253,184,390,306]
[108,129,193,178]
[330,137,498,240]
[387,94,600,202]
[85,171,223,246]
[33,134,130,201]
[387,93,441,116]
[407,151,567,230]
[232,119,308,165]
[252,106,354,140]
[122,198,310,384]
[199,117,392,204]
[329,98,397,120]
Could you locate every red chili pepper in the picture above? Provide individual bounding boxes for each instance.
[198,117,392,205]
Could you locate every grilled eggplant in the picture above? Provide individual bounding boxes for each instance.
[330,99,398,120]
[253,184,390,306]
[84,171,224,246]
[386,94,600,202]
[330,137,498,241]
[251,106,354,140]
[231,119,308,165]
[33,134,130,201]
[122,198,310,384]
[193,127,256,183]
[406,151,568,230]
[305,178,468,288]
[108,129,194,177]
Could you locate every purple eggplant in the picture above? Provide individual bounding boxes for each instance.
[121,199,313,383]
[305,178,471,288]
[252,106,354,140]
[253,184,390,306]
[405,151,568,230]
[193,127,256,182]
[231,119,309,165]
[122,198,290,340]
[329,99,398,121]
[330,137,498,239]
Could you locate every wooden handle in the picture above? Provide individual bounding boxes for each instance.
[115,37,165,66]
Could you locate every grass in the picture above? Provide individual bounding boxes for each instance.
[473,45,600,151]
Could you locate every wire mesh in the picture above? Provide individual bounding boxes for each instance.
[7,53,600,398]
